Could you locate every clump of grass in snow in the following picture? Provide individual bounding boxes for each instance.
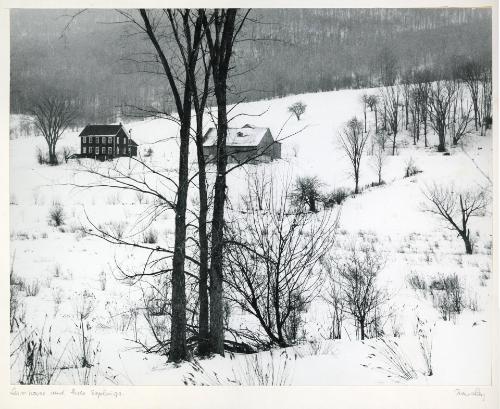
[25,280,41,297]
[294,339,335,358]
[364,339,418,382]
[13,324,65,385]
[407,273,427,292]
[415,316,434,377]
[99,271,106,291]
[183,350,296,386]
[404,157,421,178]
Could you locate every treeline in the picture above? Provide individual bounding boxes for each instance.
[10,8,492,123]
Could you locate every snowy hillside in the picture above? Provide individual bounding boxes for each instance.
[9,87,493,386]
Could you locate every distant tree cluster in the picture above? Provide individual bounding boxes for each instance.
[10,8,492,123]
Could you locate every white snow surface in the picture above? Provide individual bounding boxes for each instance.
[9,87,494,386]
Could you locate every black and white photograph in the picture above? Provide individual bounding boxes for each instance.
[3,1,498,407]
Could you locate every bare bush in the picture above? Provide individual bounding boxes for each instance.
[48,202,65,227]
[407,273,427,292]
[322,257,346,339]
[61,146,74,163]
[135,191,145,204]
[36,147,49,165]
[107,221,127,240]
[404,157,421,178]
[226,174,338,347]
[429,274,464,321]
[334,244,387,340]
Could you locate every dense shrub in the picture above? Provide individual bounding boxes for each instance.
[430,274,464,321]
[322,188,350,208]
[48,202,65,227]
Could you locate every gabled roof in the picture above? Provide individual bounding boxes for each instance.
[129,139,138,146]
[79,124,125,137]
[203,126,271,147]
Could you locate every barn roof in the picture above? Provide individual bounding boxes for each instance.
[203,126,272,147]
[79,124,125,137]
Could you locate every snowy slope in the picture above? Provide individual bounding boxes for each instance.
[9,87,494,386]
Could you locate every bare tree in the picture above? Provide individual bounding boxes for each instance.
[480,62,492,136]
[427,80,456,152]
[339,117,369,194]
[413,69,432,147]
[335,244,387,340]
[367,94,379,133]
[288,101,307,120]
[361,94,369,133]
[409,87,421,145]
[138,8,205,362]
[291,175,323,212]
[422,184,487,254]
[450,87,473,146]
[455,59,482,131]
[321,257,346,339]
[380,86,401,155]
[371,140,387,185]
[31,94,77,165]
[202,8,250,356]
[225,174,338,347]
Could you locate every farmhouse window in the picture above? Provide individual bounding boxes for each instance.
[122,147,126,154]
[82,136,86,143]
[108,136,112,144]
[101,147,106,154]
[108,147,112,154]
[89,147,93,153]
[83,147,86,154]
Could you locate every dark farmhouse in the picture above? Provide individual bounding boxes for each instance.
[203,124,281,164]
[78,124,138,159]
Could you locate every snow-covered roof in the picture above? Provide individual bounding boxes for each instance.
[203,126,271,147]
[79,124,130,137]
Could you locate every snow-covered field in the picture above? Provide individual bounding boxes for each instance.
[9,87,494,385]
